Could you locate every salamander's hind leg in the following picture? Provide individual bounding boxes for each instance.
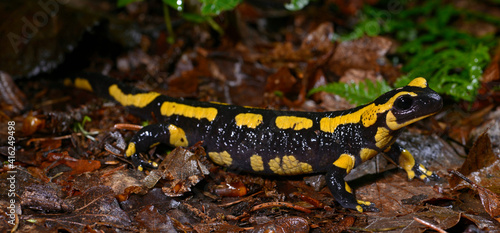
[125,123,188,170]
[384,143,439,182]
[326,166,379,212]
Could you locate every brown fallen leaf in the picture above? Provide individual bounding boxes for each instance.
[451,170,500,223]
[142,144,210,197]
[449,132,497,188]
[41,151,101,175]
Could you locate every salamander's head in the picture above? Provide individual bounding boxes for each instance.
[365,77,443,131]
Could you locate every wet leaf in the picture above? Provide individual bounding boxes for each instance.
[41,151,101,175]
[451,170,500,223]
[29,186,132,232]
[135,205,177,232]
[450,132,497,188]
[200,0,242,16]
[21,184,73,212]
[284,0,310,11]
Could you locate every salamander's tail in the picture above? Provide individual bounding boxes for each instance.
[64,73,146,100]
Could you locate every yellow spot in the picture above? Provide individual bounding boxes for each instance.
[168,124,188,147]
[419,174,427,180]
[399,149,416,180]
[345,182,352,193]
[375,127,392,149]
[250,155,264,172]
[64,77,93,92]
[359,148,378,162]
[268,156,313,175]
[275,116,313,130]
[356,205,363,213]
[407,77,428,88]
[75,78,93,92]
[109,84,161,108]
[235,113,263,129]
[332,154,355,174]
[161,102,218,121]
[138,165,144,171]
[150,142,160,148]
[209,151,233,166]
[125,143,136,157]
[151,161,158,168]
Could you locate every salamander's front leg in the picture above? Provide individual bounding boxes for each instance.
[326,156,379,212]
[384,143,439,182]
[125,123,188,170]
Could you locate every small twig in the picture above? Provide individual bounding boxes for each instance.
[413,217,447,233]
[450,170,475,187]
[291,192,332,210]
[114,123,143,131]
[26,134,76,145]
[218,191,264,207]
[251,201,312,214]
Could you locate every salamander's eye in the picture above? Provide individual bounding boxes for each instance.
[394,95,413,110]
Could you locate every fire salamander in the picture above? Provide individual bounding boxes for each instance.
[65,73,443,212]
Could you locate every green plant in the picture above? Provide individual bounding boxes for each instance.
[118,0,242,42]
[331,0,496,102]
[309,79,393,105]
[73,116,98,141]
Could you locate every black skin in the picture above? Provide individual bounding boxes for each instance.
[68,73,443,212]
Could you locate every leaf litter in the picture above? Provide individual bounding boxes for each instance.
[1,0,500,232]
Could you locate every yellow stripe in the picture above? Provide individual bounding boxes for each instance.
[109,84,161,108]
[160,101,218,121]
[320,106,368,133]
[320,92,416,133]
[275,116,313,130]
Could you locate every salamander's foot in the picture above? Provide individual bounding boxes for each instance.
[413,164,439,183]
[355,200,379,213]
[126,142,159,171]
